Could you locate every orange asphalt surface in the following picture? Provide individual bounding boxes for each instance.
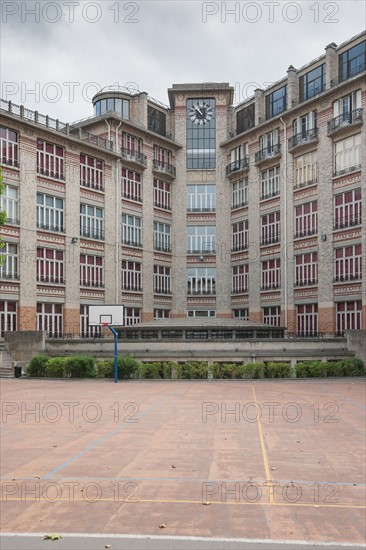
[0,378,365,544]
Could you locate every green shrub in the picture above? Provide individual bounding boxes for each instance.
[97,360,113,378]
[26,354,49,377]
[64,356,97,378]
[265,362,292,378]
[296,361,328,378]
[117,355,141,379]
[341,358,365,376]
[44,357,67,378]
[138,362,162,379]
[161,362,174,379]
[176,361,209,379]
[325,361,345,377]
[211,362,264,379]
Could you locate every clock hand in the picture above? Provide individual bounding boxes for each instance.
[195,106,203,115]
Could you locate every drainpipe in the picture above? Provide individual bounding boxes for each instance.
[280,117,288,332]
[115,121,122,303]
[105,119,111,141]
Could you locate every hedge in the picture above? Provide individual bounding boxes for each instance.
[26,355,365,379]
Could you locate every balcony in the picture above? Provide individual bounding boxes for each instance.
[4,217,20,226]
[255,145,281,166]
[80,228,104,241]
[294,228,317,239]
[153,160,176,178]
[0,272,19,280]
[187,290,216,296]
[327,108,363,136]
[37,167,65,181]
[231,244,249,252]
[37,276,65,284]
[295,279,318,287]
[121,147,147,168]
[334,274,361,283]
[122,239,142,248]
[261,283,281,291]
[122,285,143,292]
[153,244,172,253]
[334,217,361,230]
[260,235,280,246]
[37,223,65,233]
[81,281,105,288]
[226,156,249,177]
[288,128,318,152]
[1,156,19,168]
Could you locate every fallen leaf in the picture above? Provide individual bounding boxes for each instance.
[202,501,211,506]
[43,534,62,540]
[159,524,166,529]
[35,476,41,479]
[171,465,176,468]
[105,545,112,549]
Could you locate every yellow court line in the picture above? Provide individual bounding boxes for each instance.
[252,385,274,504]
[1,498,365,509]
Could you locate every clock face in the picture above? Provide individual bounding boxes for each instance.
[189,101,213,125]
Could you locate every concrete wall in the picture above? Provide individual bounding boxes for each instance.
[345,330,366,362]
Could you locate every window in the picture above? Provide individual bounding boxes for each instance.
[296,304,318,337]
[187,226,216,254]
[257,129,280,162]
[339,40,366,82]
[291,111,318,145]
[80,154,103,191]
[80,254,103,287]
[0,126,18,167]
[122,132,143,159]
[37,302,63,337]
[294,151,318,188]
[232,264,248,293]
[122,214,142,247]
[295,252,318,286]
[37,248,64,283]
[266,85,287,119]
[232,178,248,209]
[94,98,129,119]
[187,267,216,295]
[187,310,216,318]
[334,134,361,176]
[300,64,326,101]
[0,185,18,224]
[122,169,142,202]
[0,300,17,336]
[187,184,216,212]
[261,259,281,290]
[262,306,281,326]
[0,243,18,279]
[125,307,141,326]
[153,145,174,174]
[236,104,255,134]
[80,204,104,240]
[334,244,362,282]
[232,220,248,251]
[153,179,171,210]
[122,260,142,291]
[230,143,248,165]
[331,90,361,129]
[294,201,318,238]
[37,193,64,232]
[153,222,171,252]
[261,166,280,199]
[154,265,171,294]
[334,189,361,229]
[37,139,64,180]
[186,98,216,169]
[233,308,249,320]
[154,309,171,320]
[336,301,362,335]
[148,106,166,136]
[80,305,101,338]
[261,212,280,245]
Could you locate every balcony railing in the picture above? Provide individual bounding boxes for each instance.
[288,128,318,151]
[231,288,249,294]
[121,147,147,167]
[334,274,361,282]
[1,157,19,168]
[261,283,281,290]
[187,289,216,295]
[153,243,172,253]
[231,244,249,252]
[80,228,105,240]
[294,228,317,239]
[153,202,171,211]
[255,144,281,165]
[226,156,249,176]
[4,217,20,225]
[328,108,363,135]
[260,234,280,246]
[153,160,176,177]
[293,178,318,190]
[37,167,65,181]
[80,180,104,192]
[122,192,142,203]
[122,285,143,292]
[334,217,361,230]
[295,279,318,287]
[37,223,65,233]
[37,276,65,284]
[154,288,172,294]
[334,163,362,177]
[260,189,280,201]
[187,207,216,213]
[80,281,105,288]
[122,240,142,248]
[0,272,19,280]
[187,248,216,255]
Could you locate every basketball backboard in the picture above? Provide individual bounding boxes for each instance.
[88,305,124,326]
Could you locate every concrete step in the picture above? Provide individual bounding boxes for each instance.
[0,348,17,377]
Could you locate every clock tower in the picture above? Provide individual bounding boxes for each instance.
[168,83,235,319]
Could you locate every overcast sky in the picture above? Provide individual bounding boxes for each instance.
[1,0,365,122]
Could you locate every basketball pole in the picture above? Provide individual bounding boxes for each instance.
[108,325,119,383]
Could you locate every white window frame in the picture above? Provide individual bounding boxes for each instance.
[334,244,362,282]
[80,305,102,338]
[261,166,280,200]
[0,300,17,336]
[154,309,171,320]
[261,258,281,290]
[261,212,280,245]
[232,264,249,293]
[122,214,142,247]
[295,151,318,188]
[37,139,64,180]
[294,201,318,238]
[153,179,171,210]
[296,303,318,337]
[187,267,216,295]
[80,204,104,240]
[232,308,249,320]
[153,221,171,252]
[232,178,248,209]
[0,126,18,167]
[335,134,361,176]
[187,226,216,254]
[0,185,18,224]
[80,153,103,191]
[122,132,143,158]
[154,265,171,294]
[125,307,141,326]
[232,220,248,251]
[37,302,63,337]
[336,301,362,335]
[37,248,64,284]
[263,306,281,326]
[37,193,64,232]
[334,188,361,229]
[187,310,216,318]
[187,184,216,212]
[295,252,318,286]
[80,254,103,288]
[122,260,142,291]
[122,169,142,202]
[0,243,18,279]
